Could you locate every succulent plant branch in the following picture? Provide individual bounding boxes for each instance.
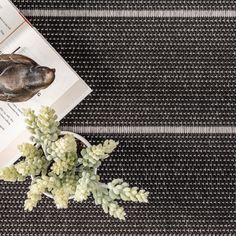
[0,106,149,220]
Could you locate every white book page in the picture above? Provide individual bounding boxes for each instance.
[0,0,25,44]
[0,1,92,167]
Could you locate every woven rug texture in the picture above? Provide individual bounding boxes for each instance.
[0,1,235,235]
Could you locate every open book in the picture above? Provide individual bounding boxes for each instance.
[0,0,92,167]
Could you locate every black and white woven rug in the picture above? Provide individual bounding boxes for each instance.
[0,1,235,235]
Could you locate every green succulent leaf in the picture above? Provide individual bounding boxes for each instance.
[0,106,149,220]
[80,140,119,168]
[107,179,149,203]
[0,166,25,182]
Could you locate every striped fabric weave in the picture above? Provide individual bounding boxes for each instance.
[0,1,235,235]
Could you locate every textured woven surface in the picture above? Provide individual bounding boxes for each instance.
[26,17,236,126]
[0,1,236,235]
[1,134,235,234]
[12,0,236,10]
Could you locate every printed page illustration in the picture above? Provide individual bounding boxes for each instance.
[0,0,92,167]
